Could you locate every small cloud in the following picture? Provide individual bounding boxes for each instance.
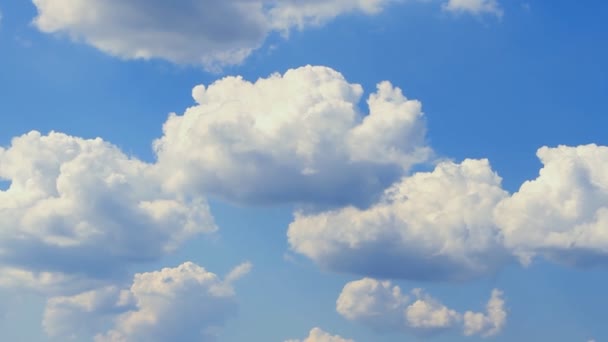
[337,278,507,337]
[286,327,354,342]
[14,35,33,48]
[225,261,253,284]
[442,0,504,17]
[45,262,241,341]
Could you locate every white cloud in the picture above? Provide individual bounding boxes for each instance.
[43,285,135,339]
[154,65,430,207]
[405,289,462,331]
[286,327,354,342]
[495,144,608,267]
[31,0,395,70]
[0,131,215,293]
[463,289,506,337]
[290,142,608,279]
[269,0,390,32]
[337,278,506,337]
[44,262,247,342]
[336,278,408,330]
[442,0,503,17]
[224,261,253,284]
[288,158,509,281]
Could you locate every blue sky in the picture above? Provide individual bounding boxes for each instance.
[1,1,607,341]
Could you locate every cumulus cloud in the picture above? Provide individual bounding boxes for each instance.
[337,278,506,337]
[268,0,390,32]
[463,289,506,337]
[405,289,462,332]
[290,142,608,279]
[31,0,395,69]
[224,261,253,284]
[288,158,509,281]
[43,286,135,339]
[495,144,608,267]
[0,131,215,293]
[154,65,430,207]
[286,327,354,342]
[44,262,247,341]
[442,0,503,17]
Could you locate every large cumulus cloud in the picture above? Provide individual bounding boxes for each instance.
[495,144,608,267]
[0,131,215,293]
[43,261,249,341]
[289,143,608,280]
[153,65,430,207]
[31,0,395,70]
[288,158,510,281]
[337,278,506,337]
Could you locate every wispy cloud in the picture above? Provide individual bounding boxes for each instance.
[442,0,503,17]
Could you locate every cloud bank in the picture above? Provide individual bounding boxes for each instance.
[2,63,604,341]
[154,65,430,207]
[337,278,506,337]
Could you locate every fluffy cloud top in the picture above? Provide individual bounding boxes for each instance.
[0,131,215,293]
[31,0,394,69]
[154,65,430,207]
[44,262,247,342]
[286,327,354,342]
[442,0,503,17]
[288,159,509,281]
[495,144,608,267]
[337,278,506,337]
